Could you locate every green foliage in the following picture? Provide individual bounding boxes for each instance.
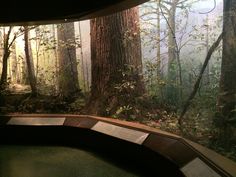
[36,66,58,96]
[112,105,133,119]
[106,65,141,119]
[143,60,181,108]
[113,64,140,95]
[67,98,86,112]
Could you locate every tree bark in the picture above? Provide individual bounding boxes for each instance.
[11,42,18,83]
[87,7,145,116]
[57,22,80,100]
[21,57,29,85]
[52,24,59,93]
[156,1,161,75]
[165,0,180,104]
[24,26,37,96]
[0,27,12,88]
[167,1,177,75]
[78,22,87,92]
[215,0,236,148]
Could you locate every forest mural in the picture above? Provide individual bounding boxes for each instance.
[0,0,236,161]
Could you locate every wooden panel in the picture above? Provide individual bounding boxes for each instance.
[91,121,149,145]
[181,158,221,177]
[7,117,65,126]
[144,134,196,167]
[64,118,97,129]
[184,139,236,177]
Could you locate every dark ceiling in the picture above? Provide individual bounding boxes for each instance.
[0,0,148,26]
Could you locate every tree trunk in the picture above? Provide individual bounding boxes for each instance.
[0,54,10,86]
[78,22,87,92]
[52,24,59,93]
[156,1,161,75]
[21,58,29,85]
[167,3,177,75]
[205,14,210,84]
[87,7,145,116]
[24,26,37,96]
[0,27,12,88]
[11,42,18,83]
[166,0,179,104]
[215,0,236,148]
[35,26,40,84]
[57,22,80,100]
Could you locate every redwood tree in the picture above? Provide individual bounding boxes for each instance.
[57,22,80,100]
[87,7,145,116]
[215,0,236,148]
[24,26,37,96]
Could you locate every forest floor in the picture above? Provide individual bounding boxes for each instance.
[0,84,236,162]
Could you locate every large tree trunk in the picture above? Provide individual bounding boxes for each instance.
[57,22,80,100]
[167,2,177,74]
[0,54,10,86]
[21,58,29,85]
[0,27,12,88]
[24,26,37,96]
[215,0,236,148]
[11,42,18,83]
[78,22,87,92]
[52,24,59,93]
[166,0,179,104]
[87,7,145,116]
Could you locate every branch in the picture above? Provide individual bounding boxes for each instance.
[5,25,39,51]
[159,1,180,53]
[178,32,223,126]
[4,27,12,49]
[7,34,17,50]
